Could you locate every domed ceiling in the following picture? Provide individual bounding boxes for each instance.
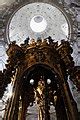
[8,2,69,45]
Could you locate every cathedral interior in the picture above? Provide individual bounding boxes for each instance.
[0,0,80,120]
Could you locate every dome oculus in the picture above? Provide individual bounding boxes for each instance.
[30,15,47,33]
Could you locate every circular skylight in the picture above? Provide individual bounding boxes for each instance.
[30,15,47,33]
[34,15,43,23]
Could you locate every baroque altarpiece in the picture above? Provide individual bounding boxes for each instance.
[0,39,80,120]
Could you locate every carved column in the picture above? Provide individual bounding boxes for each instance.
[55,95,68,120]
[12,95,19,120]
[21,95,29,120]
